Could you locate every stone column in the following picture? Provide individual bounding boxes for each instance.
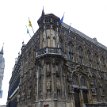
[87,79,93,104]
[60,61,65,99]
[36,65,39,100]
[43,62,46,99]
[51,62,55,99]
[78,75,84,107]
[80,89,84,107]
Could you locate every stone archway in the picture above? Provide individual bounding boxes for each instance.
[80,75,89,104]
[72,74,80,107]
[72,73,89,107]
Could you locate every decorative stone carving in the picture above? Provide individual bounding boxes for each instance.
[46,80,51,90]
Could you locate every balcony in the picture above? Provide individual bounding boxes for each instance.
[36,47,63,58]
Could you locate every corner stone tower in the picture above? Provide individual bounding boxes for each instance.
[17,12,70,107]
[35,13,67,107]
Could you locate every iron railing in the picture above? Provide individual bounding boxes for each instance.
[36,47,63,58]
[85,103,107,107]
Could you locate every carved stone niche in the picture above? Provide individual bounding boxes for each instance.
[27,90,31,99]
[91,88,97,95]
[54,58,60,65]
[46,79,51,97]
[39,90,43,99]
[46,64,51,77]
[56,71,60,77]
[46,70,51,77]
[46,80,51,90]
[56,66,60,77]
[67,72,72,82]
[90,82,94,86]
[56,79,60,89]
[68,84,73,94]
[17,94,20,103]
[21,92,25,101]
[45,58,51,64]
[56,79,61,96]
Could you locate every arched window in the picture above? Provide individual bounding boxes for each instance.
[69,42,74,53]
[68,42,74,60]
[100,56,106,69]
[87,50,91,61]
[80,76,87,87]
[72,74,79,86]
[91,74,97,95]
[78,46,83,64]
[87,50,92,66]
[78,46,83,55]
[43,31,47,48]
[92,77,97,86]
[94,53,99,67]
[46,63,51,76]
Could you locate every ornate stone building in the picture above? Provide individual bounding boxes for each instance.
[0,47,5,98]
[7,53,21,107]
[7,12,107,107]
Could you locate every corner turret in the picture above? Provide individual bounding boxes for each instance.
[36,11,63,58]
[37,10,61,30]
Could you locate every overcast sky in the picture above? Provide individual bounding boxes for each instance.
[0,0,107,105]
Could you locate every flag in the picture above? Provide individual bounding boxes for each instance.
[26,25,32,37]
[28,18,35,34]
[28,18,32,27]
[60,13,64,23]
[26,25,29,33]
[27,27,29,34]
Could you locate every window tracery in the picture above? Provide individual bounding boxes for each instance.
[68,42,74,60]
[72,74,79,86]
[80,76,87,87]
[78,46,83,64]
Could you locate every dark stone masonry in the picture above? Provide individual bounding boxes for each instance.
[7,12,107,107]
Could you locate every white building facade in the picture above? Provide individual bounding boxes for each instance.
[0,47,5,98]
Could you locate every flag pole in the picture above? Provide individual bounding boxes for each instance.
[26,25,32,38]
[26,25,37,45]
[31,26,35,34]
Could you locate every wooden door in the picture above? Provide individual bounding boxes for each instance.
[82,89,88,104]
[74,88,80,107]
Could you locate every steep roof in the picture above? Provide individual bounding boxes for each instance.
[62,22,107,51]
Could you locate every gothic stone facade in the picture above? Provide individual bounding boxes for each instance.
[7,54,21,107]
[16,13,107,107]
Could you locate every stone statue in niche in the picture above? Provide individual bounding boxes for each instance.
[46,70,51,76]
[56,79,61,96]
[46,79,51,97]
[27,90,31,99]
[47,80,51,90]
[56,80,60,89]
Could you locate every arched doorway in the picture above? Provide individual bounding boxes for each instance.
[72,74,81,107]
[80,75,88,104]
[72,74,89,107]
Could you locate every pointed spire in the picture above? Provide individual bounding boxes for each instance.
[41,7,45,17]
[0,43,4,54]
[60,12,65,23]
